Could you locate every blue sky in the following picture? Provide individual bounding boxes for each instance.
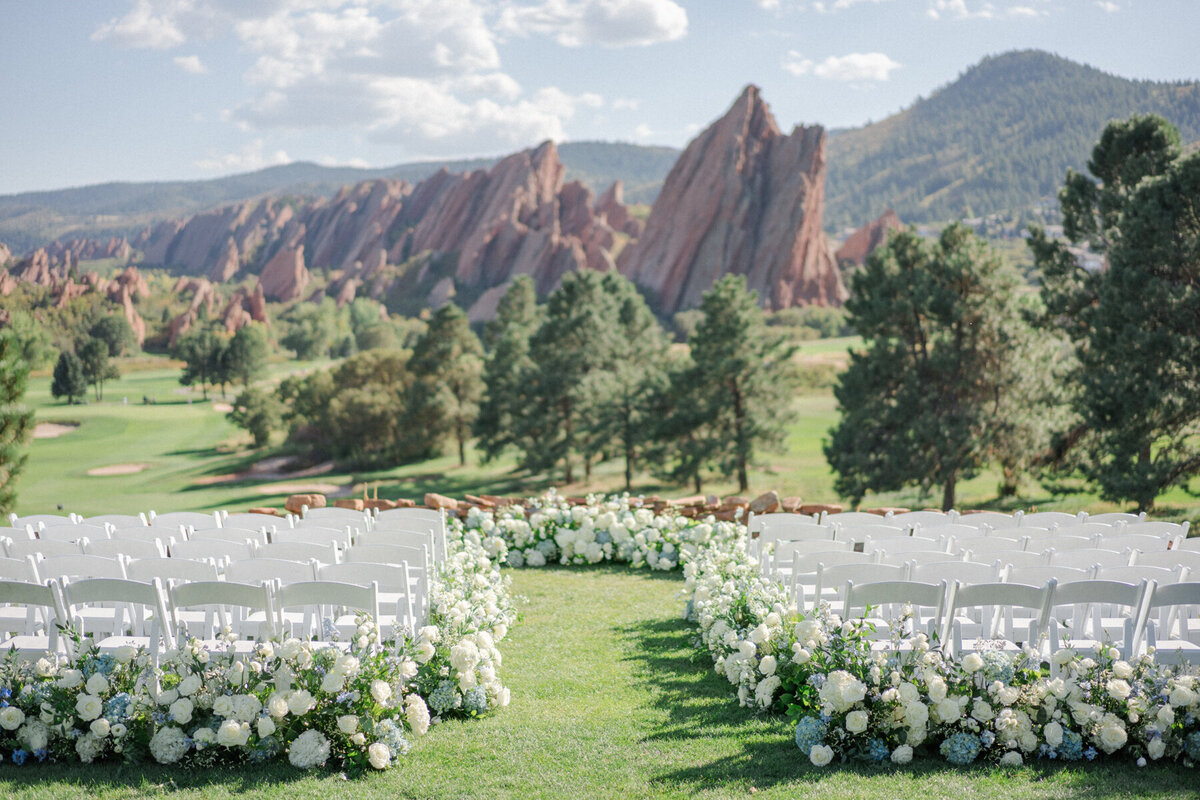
[1,0,1197,194]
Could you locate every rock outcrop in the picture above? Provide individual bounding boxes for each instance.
[259,245,310,302]
[618,85,847,314]
[0,242,11,267]
[835,209,902,266]
[210,238,240,282]
[221,281,269,333]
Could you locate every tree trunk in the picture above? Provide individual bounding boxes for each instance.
[942,470,957,512]
[457,425,466,467]
[731,380,748,493]
[624,444,633,492]
[584,453,592,482]
[693,473,702,493]
[562,397,573,484]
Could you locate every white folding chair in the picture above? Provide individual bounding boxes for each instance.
[770,539,851,581]
[189,527,270,547]
[1119,521,1189,539]
[255,540,340,564]
[843,578,949,650]
[10,514,74,530]
[38,524,108,543]
[319,562,423,634]
[891,511,956,528]
[3,538,82,560]
[149,511,221,530]
[125,557,219,585]
[37,554,128,582]
[757,518,832,546]
[373,510,446,563]
[1046,548,1132,571]
[1141,582,1200,664]
[0,526,33,542]
[83,514,148,530]
[350,529,435,550]
[814,562,908,617]
[1087,512,1145,526]
[224,558,318,586]
[0,579,69,658]
[955,511,1017,530]
[61,577,175,670]
[864,535,946,555]
[1032,535,1098,552]
[878,550,962,568]
[272,526,353,549]
[1045,578,1152,664]
[1095,564,1185,585]
[790,550,878,609]
[0,556,40,583]
[1132,550,1200,574]
[1006,564,1092,586]
[111,525,178,543]
[942,580,1056,657]
[833,524,911,547]
[169,538,256,563]
[221,513,281,533]
[343,543,430,573]
[910,560,1004,587]
[84,538,167,560]
[994,550,1054,568]
[274,580,380,646]
[1096,533,1175,553]
[1022,511,1085,528]
[301,507,370,528]
[168,580,277,651]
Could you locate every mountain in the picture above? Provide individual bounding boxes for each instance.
[824,50,1200,229]
[0,143,678,255]
[620,86,845,315]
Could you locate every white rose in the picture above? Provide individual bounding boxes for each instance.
[268,694,289,718]
[280,638,305,660]
[936,700,960,723]
[1106,679,1131,701]
[178,675,202,697]
[1148,737,1166,760]
[1112,660,1134,679]
[111,723,127,738]
[891,745,913,764]
[90,718,111,738]
[927,677,948,703]
[169,698,194,725]
[371,680,393,704]
[1170,685,1196,707]
[1097,717,1127,753]
[368,741,391,769]
[257,716,276,737]
[1043,721,1063,748]
[904,702,929,727]
[194,727,216,747]
[57,670,83,689]
[217,719,251,747]
[157,688,179,706]
[792,645,811,665]
[337,714,359,734]
[961,653,984,673]
[287,690,314,716]
[997,686,1020,706]
[114,645,138,663]
[999,751,1023,767]
[321,672,345,694]
[809,744,834,767]
[845,710,869,734]
[1157,705,1175,727]
[0,706,24,731]
[212,695,234,718]
[759,655,777,676]
[76,693,103,721]
[85,672,109,696]
[972,700,995,723]
[897,683,920,705]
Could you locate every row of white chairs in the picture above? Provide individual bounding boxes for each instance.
[839,576,1200,665]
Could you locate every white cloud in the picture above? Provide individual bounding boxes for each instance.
[196,139,291,173]
[813,0,889,12]
[318,155,371,168]
[173,54,207,74]
[784,50,900,81]
[1097,1,1119,11]
[633,123,654,139]
[611,97,640,110]
[92,0,185,49]
[926,0,1043,19]
[498,0,688,47]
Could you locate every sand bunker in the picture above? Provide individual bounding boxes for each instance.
[34,422,79,439]
[212,403,234,413]
[87,463,150,476]
[256,482,343,495]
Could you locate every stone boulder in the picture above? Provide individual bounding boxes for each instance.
[835,209,902,266]
[284,493,327,515]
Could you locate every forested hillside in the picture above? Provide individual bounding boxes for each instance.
[825,50,1200,229]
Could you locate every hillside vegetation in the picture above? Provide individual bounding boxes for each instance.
[825,50,1200,228]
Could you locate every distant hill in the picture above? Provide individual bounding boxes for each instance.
[0,142,678,254]
[824,50,1200,229]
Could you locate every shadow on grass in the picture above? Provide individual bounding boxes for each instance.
[618,616,1197,798]
[0,760,311,792]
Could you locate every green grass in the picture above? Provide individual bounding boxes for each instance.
[13,350,1200,522]
[0,567,1193,798]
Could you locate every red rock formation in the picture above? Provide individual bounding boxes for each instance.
[220,283,270,333]
[596,181,642,238]
[106,267,150,302]
[259,245,309,301]
[118,287,147,345]
[210,238,240,282]
[835,209,902,266]
[619,85,847,314]
[0,242,11,267]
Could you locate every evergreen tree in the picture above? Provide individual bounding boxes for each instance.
[50,350,87,405]
[405,304,484,466]
[0,331,34,515]
[475,277,541,462]
[1034,115,1200,509]
[78,336,119,401]
[668,275,796,494]
[826,224,1028,510]
[226,323,271,387]
[173,326,228,401]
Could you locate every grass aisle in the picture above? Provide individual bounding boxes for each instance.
[0,567,1196,798]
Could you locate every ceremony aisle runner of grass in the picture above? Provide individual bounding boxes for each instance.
[0,567,1196,799]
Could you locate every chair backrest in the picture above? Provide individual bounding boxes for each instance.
[1046,578,1152,657]
[343,543,429,571]
[1120,521,1189,539]
[944,580,1057,654]
[864,535,944,555]
[149,511,220,529]
[1046,548,1132,570]
[910,559,1003,586]
[814,562,908,612]
[1095,564,1184,584]
[1087,512,1145,526]
[274,580,380,640]
[793,549,876,574]
[353,529,435,550]
[272,526,352,548]
[61,577,174,650]
[955,511,1018,529]
[82,514,147,529]
[756,517,830,545]
[84,537,167,560]
[224,557,318,585]
[189,527,269,547]
[1029,535,1098,553]
[4,538,82,559]
[110,525,176,543]
[10,514,73,529]
[372,510,446,562]
[255,540,340,564]
[318,562,426,631]
[891,511,955,527]
[1022,512,1084,528]
[37,554,127,581]
[169,538,255,562]
[833,524,911,546]
[824,512,903,527]
[879,550,963,568]
[0,556,40,583]
[773,538,851,561]
[301,507,369,526]
[125,557,218,584]
[992,550,1051,568]
[956,536,1027,557]
[221,513,280,532]
[934,524,997,542]
[1095,533,1174,553]
[1144,581,1200,649]
[1133,550,1200,573]
[168,580,276,641]
[1175,537,1200,553]
[0,579,68,653]
[38,524,108,543]
[1068,523,1121,539]
[1006,564,1091,585]
[843,579,948,638]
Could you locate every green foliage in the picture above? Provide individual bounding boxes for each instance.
[227,386,285,448]
[3,308,56,369]
[0,330,34,514]
[1037,115,1200,510]
[826,50,1200,229]
[280,299,339,360]
[50,350,87,405]
[475,276,542,463]
[404,303,485,466]
[659,275,797,493]
[77,336,120,401]
[826,224,1035,510]
[225,323,271,387]
[172,326,228,401]
[767,306,854,340]
[670,309,704,342]
[88,314,137,357]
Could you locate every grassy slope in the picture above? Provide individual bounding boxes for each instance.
[13,342,1200,521]
[0,567,1192,798]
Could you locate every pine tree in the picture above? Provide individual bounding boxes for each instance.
[668,275,796,494]
[1034,115,1200,509]
[51,350,88,405]
[826,224,1028,510]
[226,323,271,387]
[475,277,541,462]
[0,331,34,515]
[405,304,484,466]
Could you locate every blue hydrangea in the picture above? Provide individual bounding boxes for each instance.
[463,687,488,716]
[595,530,613,545]
[795,716,827,753]
[11,749,26,766]
[981,731,996,747]
[940,732,982,765]
[1185,731,1200,761]
[105,692,132,722]
[429,681,460,715]
[83,654,117,677]
[246,736,281,763]
[1058,730,1084,761]
[981,651,1015,684]
[33,748,47,762]
[867,738,890,763]
[376,718,411,758]
[535,540,559,561]
[1084,746,1097,761]
[506,549,526,568]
